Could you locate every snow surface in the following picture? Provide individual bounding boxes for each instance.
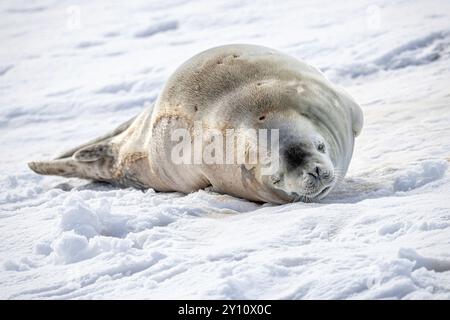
[1,0,450,299]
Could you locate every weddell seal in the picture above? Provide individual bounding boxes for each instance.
[29,44,363,204]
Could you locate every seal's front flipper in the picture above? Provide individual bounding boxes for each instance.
[351,102,364,137]
[73,143,115,162]
[54,115,136,160]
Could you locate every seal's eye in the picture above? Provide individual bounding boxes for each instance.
[317,143,325,153]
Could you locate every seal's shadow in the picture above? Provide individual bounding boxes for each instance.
[53,180,118,192]
[321,177,390,204]
[54,176,390,206]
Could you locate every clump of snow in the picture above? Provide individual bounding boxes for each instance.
[393,160,448,192]
[1,0,450,299]
[399,248,450,273]
[59,196,103,238]
[52,231,92,264]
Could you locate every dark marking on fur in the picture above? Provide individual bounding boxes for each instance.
[283,143,311,171]
[113,152,149,189]
[240,164,257,188]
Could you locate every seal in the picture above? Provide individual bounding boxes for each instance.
[29,44,363,204]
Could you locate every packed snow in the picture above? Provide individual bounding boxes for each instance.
[1,0,450,299]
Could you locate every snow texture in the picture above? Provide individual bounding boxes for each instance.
[1,0,450,299]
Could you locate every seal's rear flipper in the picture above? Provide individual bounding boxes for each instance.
[28,142,117,181]
[28,116,136,182]
[29,158,80,177]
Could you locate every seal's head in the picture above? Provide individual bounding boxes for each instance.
[206,75,362,204]
[258,114,337,203]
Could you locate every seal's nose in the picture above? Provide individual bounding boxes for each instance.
[315,165,321,176]
[307,165,323,180]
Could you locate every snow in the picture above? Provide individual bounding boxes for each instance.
[1,0,450,299]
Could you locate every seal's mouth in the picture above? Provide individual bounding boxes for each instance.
[306,185,330,199]
[291,184,333,202]
[266,172,335,203]
[315,185,331,198]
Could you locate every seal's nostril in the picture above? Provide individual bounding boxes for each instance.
[308,166,323,180]
[315,166,321,176]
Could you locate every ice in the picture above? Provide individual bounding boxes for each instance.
[1,0,450,299]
